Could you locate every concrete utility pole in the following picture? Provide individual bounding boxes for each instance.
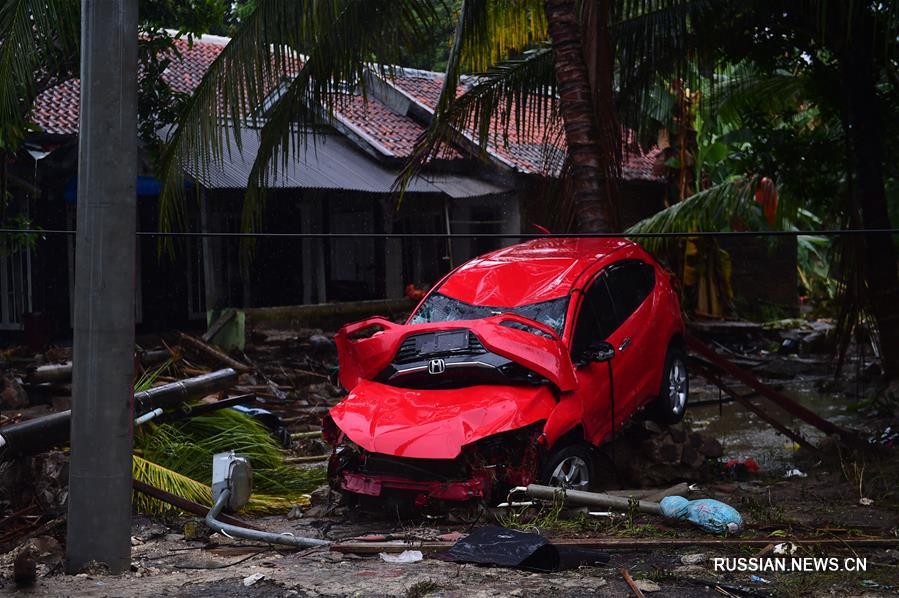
[66,1,138,574]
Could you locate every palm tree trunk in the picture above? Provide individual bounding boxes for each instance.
[842,43,899,379]
[544,0,619,232]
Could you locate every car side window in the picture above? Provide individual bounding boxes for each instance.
[605,260,655,328]
[571,275,617,356]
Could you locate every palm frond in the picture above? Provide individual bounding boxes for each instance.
[134,408,324,510]
[457,0,547,73]
[132,454,213,515]
[133,454,305,515]
[134,356,180,393]
[157,0,444,249]
[625,176,763,253]
[612,0,720,139]
[0,0,78,149]
[396,47,559,199]
[711,68,808,126]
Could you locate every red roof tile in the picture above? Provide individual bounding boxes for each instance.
[30,37,227,136]
[28,39,662,181]
[331,93,460,160]
[165,38,225,95]
[387,70,663,182]
[31,78,81,136]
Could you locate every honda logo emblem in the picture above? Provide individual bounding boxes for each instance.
[427,358,446,375]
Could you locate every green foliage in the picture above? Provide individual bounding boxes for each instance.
[134,408,325,512]
[625,176,764,254]
[133,363,323,515]
[0,0,78,150]
[132,454,214,514]
[0,215,40,257]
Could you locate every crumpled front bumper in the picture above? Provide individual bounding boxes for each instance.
[326,424,542,506]
[339,471,490,503]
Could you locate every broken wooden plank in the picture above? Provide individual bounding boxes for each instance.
[177,332,251,372]
[331,536,899,554]
[620,567,645,598]
[202,309,237,344]
[685,334,855,441]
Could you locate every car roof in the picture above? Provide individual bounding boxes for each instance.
[436,237,636,307]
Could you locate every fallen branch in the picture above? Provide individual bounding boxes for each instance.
[177,332,251,372]
[25,348,172,385]
[132,479,260,531]
[0,518,65,556]
[527,484,663,515]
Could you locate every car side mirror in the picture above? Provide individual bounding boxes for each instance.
[577,341,615,365]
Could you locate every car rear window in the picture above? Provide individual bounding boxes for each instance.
[409,293,568,335]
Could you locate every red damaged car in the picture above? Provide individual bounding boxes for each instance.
[324,237,687,508]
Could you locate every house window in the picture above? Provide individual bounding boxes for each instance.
[0,248,32,330]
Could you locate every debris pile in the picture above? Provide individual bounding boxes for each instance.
[0,311,346,561]
[624,422,723,485]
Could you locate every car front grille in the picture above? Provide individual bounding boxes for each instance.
[394,330,487,364]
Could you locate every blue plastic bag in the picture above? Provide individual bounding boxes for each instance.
[659,496,743,535]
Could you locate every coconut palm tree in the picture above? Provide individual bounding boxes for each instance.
[155,0,899,377]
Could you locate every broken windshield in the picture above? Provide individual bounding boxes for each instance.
[409,293,568,335]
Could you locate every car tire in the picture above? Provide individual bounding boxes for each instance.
[540,443,595,492]
[650,346,689,424]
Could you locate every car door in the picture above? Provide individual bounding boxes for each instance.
[602,260,657,413]
[570,273,619,445]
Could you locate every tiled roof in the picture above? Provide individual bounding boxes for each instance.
[165,38,225,95]
[30,37,227,136]
[31,78,81,136]
[387,70,663,182]
[330,93,460,160]
[28,37,661,181]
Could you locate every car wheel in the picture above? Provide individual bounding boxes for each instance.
[650,346,689,424]
[540,444,594,492]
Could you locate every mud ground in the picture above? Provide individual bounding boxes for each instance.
[4,440,897,598]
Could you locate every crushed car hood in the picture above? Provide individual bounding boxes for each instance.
[334,314,577,392]
[328,380,557,459]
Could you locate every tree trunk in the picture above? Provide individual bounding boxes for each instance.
[544,0,619,232]
[842,44,899,379]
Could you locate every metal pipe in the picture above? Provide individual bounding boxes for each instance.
[205,489,330,548]
[133,408,163,427]
[526,484,663,515]
[0,369,238,456]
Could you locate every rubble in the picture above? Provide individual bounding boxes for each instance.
[0,315,897,596]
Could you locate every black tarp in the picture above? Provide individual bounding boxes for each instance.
[444,525,609,572]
